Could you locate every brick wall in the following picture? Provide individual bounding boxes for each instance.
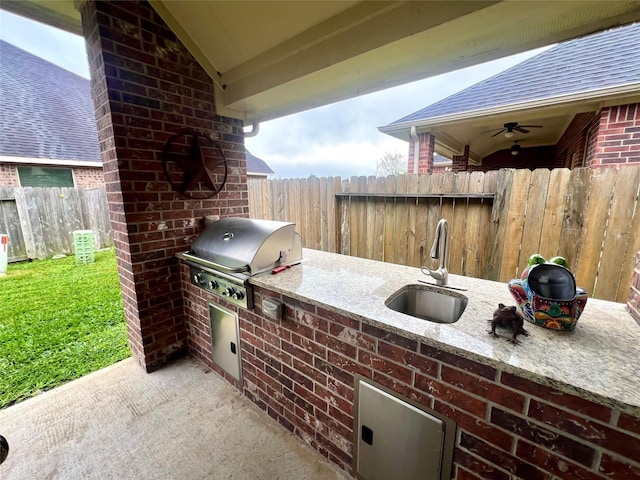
[0,163,18,186]
[554,112,599,168]
[452,145,469,173]
[80,0,248,371]
[181,273,640,479]
[478,146,557,172]
[73,166,105,189]
[589,103,640,167]
[628,252,640,326]
[408,132,435,173]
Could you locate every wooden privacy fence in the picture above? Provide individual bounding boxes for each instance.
[249,166,640,303]
[0,187,112,262]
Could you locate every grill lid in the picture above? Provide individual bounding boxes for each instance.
[190,217,302,275]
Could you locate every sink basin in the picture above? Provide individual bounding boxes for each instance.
[385,285,468,324]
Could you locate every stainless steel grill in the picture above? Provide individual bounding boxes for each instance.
[183,217,302,309]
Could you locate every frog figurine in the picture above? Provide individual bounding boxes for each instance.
[508,254,588,331]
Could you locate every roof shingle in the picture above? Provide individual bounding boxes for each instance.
[246,150,274,175]
[0,40,100,162]
[388,23,640,126]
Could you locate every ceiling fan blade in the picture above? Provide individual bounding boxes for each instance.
[481,127,505,134]
[520,125,543,128]
[515,127,530,133]
[491,129,506,137]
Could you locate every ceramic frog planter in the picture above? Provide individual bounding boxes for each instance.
[508,254,588,331]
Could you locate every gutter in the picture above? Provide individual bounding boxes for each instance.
[243,123,260,138]
[410,126,419,174]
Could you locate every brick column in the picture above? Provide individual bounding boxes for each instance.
[408,132,435,173]
[80,0,248,371]
[588,103,640,167]
[628,252,640,326]
[451,145,470,172]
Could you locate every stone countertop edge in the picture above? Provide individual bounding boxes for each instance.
[248,248,640,416]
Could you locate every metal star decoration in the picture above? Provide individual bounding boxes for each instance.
[162,130,228,198]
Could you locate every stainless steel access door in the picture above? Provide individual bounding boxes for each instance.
[209,302,242,382]
[355,378,455,480]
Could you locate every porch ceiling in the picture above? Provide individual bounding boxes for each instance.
[429,91,640,162]
[4,1,640,123]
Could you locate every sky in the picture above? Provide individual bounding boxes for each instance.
[0,9,547,179]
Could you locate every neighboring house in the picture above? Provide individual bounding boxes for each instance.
[0,40,104,188]
[379,23,640,173]
[245,150,275,178]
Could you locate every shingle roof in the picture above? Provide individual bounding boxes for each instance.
[0,40,100,162]
[246,150,274,176]
[387,22,640,126]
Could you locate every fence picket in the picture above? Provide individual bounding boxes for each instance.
[518,169,551,274]
[373,177,386,261]
[464,172,485,277]
[405,174,419,266]
[597,167,640,301]
[574,168,615,295]
[450,172,469,275]
[485,169,514,281]
[247,167,640,302]
[538,168,570,257]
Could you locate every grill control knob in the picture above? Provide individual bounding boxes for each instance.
[192,272,203,284]
[222,287,235,297]
[232,290,245,301]
[208,280,218,290]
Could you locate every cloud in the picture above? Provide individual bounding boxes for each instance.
[256,138,408,178]
[247,46,550,178]
[0,10,89,78]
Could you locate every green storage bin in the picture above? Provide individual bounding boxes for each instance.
[73,230,95,264]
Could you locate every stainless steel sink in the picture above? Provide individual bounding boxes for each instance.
[385,285,468,324]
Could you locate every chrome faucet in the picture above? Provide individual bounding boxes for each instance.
[421,219,449,286]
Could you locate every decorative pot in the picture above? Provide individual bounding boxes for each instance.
[508,254,588,331]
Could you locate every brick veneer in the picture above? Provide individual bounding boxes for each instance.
[408,132,435,173]
[180,269,640,479]
[589,103,640,167]
[73,167,105,189]
[80,0,248,371]
[452,145,470,173]
[554,112,599,168]
[477,146,557,172]
[0,163,18,186]
[628,252,640,326]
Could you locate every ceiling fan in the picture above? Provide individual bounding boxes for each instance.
[484,122,543,138]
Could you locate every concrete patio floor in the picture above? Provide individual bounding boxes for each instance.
[0,357,350,480]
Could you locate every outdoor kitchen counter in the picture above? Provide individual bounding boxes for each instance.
[249,248,640,415]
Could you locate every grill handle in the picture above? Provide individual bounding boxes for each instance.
[182,252,249,274]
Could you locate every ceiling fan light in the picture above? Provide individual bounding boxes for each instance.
[504,131,514,138]
[511,148,519,156]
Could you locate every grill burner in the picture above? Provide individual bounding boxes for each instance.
[183,217,302,309]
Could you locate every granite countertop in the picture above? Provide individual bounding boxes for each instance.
[249,248,640,415]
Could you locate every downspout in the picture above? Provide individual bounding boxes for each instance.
[410,126,419,174]
[244,122,260,138]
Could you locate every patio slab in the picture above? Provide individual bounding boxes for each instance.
[0,357,350,480]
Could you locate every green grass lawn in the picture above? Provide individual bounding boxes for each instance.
[0,249,130,408]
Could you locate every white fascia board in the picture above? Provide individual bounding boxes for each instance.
[378,82,640,135]
[0,156,103,168]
